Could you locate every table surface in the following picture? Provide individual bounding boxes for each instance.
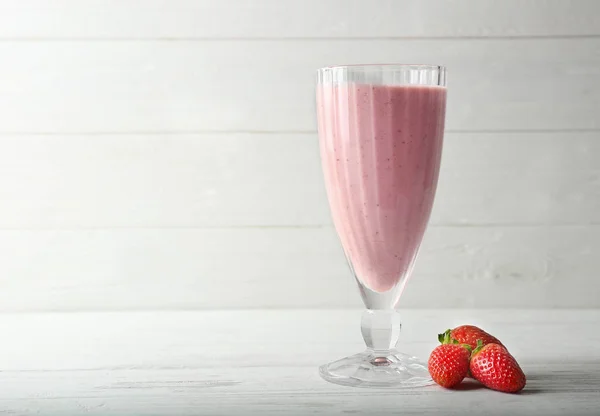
[0,309,599,415]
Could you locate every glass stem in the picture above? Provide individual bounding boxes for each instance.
[361,310,401,362]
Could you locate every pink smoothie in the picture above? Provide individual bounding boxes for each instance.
[317,84,446,293]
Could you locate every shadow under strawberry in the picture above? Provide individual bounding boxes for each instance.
[450,379,485,391]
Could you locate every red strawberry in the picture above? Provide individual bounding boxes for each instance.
[470,341,526,393]
[450,325,504,350]
[428,330,472,388]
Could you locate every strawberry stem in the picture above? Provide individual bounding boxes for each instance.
[439,329,472,352]
[472,339,485,355]
[438,329,452,344]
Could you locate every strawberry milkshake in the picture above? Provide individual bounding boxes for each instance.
[317,83,446,293]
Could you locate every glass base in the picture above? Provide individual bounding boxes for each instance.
[319,349,434,388]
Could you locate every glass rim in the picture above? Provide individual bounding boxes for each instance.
[317,64,445,72]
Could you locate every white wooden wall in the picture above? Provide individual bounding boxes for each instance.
[0,0,598,311]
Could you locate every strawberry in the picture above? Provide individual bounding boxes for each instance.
[470,341,526,393]
[428,330,472,388]
[450,325,504,350]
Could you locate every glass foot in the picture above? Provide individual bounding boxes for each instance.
[319,350,434,388]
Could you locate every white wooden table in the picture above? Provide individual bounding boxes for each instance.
[1,310,598,415]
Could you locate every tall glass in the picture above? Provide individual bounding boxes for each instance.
[316,64,447,387]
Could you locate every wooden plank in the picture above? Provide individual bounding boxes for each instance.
[0,310,598,415]
[0,133,327,228]
[1,310,598,370]
[0,39,598,133]
[0,132,597,228]
[0,225,597,310]
[1,365,597,416]
[435,131,600,226]
[0,0,598,39]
